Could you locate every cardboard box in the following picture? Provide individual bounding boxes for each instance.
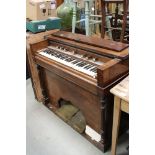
[26,0,57,21]
[77,0,84,9]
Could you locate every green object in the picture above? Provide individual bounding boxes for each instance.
[46,17,61,30]
[26,17,61,33]
[56,0,74,30]
[26,20,47,33]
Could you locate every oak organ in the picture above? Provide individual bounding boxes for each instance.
[29,31,129,152]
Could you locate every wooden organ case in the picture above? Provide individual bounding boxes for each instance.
[29,31,129,152]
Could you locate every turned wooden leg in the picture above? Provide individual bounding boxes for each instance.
[111,96,121,155]
[101,0,106,38]
[120,0,128,42]
[72,1,77,33]
[85,1,90,36]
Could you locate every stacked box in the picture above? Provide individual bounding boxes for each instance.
[26,0,57,21]
[26,17,61,33]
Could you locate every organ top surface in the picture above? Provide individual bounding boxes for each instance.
[51,31,129,52]
[45,31,129,60]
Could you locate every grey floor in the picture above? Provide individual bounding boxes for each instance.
[26,79,129,155]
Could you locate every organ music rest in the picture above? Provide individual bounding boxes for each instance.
[29,30,129,152]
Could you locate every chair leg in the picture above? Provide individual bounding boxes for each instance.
[72,1,77,33]
[106,15,113,39]
[101,0,106,38]
[120,0,128,42]
[85,1,90,36]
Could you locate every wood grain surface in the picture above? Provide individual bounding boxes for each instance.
[110,76,129,102]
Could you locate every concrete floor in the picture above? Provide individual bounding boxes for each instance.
[26,79,129,155]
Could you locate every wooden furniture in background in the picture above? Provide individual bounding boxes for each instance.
[56,0,64,7]
[120,0,129,42]
[101,0,129,42]
[72,0,102,36]
[110,76,129,155]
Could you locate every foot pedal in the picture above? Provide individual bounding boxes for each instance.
[68,111,86,134]
[55,104,79,122]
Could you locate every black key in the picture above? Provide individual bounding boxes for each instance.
[88,66,96,71]
[60,55,67,60]
[70,59,76,63]
[45,50,50,54]
[81,63,89,68]
[79,62,87,67]
[75,61,82,66]
[63,55,69,59]
[84,64,93,69]
[58,54,64,58]
[50,53,55,56]
[72,60,80,64]
[65,58,72,62]
[70,60,77,64]
[89,67,97,72]
[67,58,75,62]
[55,54,61,58]
[92,68,97,72]
[64,57,71,61]
[76,62,84,66]
[93,70,97,73]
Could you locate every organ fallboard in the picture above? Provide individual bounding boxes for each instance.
[31,31,129,152]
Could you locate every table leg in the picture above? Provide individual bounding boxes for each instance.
[111,96,121,155]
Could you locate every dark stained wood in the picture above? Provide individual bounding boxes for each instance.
[52,31,129,52]
[101,0,106,38]
[44,68,102,132]
[48,36,129,59]
[97,59,129,87]
[28,30,129,152]
[26,42,44,102]
[100,0,125,39]
[120,0,129,42]
[56,0,64,7]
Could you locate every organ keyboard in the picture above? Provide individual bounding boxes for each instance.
[29,30,129,152]
[38,45,104,78]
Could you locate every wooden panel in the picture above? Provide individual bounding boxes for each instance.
[52,31,129,52]
[27,29,59,44]
[43,68,102,133]
[97,59,129,87]
[121,100,129,113]
[26,30,59,101]
[26,42,44,102]
[110,76,129,102]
